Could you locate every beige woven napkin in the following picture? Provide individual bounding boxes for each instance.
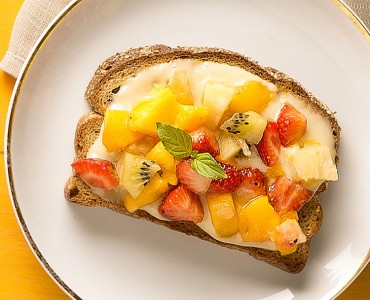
[0,0,72,78]
[345,0,370,29]
[0,0,369,78]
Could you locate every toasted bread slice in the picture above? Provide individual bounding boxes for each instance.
[65,45,340,273]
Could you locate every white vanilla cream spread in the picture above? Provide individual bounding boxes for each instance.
[86,59,337,251]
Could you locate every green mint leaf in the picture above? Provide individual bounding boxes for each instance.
[156,123,192,158]
[191,153,227,179]
[190,150,198,158]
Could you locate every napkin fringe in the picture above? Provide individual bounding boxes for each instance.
[0,51,25,78]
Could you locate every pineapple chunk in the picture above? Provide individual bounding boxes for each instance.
[174,105,209,132]
[102,110,145,152]
[238,196,281,242]
[206,193,239,237]
[202,81,236,130]
[123,174,169,213]
[168,70,194,105]
[131,85,180,136]
[229,81,275,114]
[280,143,338,182]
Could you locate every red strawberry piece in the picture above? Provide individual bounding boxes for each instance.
[236,168,266,199]
[256,121,281,167]
[159,184,204,223]
[208,162,243,193]
[276,103,307,147]
[71,158,119,190]
[176,159,212,194]
[190,126,220,157]
[268,176,313,213]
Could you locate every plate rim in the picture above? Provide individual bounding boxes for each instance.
[4,1,370,299]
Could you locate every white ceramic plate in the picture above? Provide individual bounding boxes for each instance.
[6,0,370,299]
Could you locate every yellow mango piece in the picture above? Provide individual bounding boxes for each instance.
[206,193,239,238]
[168,70,194,105]
[233,195,253,213]
[145,141,178,185]
[131,85,180,136]
[145,141,175,170]
[123,174,169,213]
[174,105,209,132]
[102,110,145,152]
[124,136,159,156]
[229,81,275,114]
[238,196,281,242]
[160,169,178,186]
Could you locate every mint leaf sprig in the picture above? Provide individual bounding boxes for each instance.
[156,123,227,179]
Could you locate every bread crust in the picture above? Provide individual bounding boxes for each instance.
[66,45,340,273]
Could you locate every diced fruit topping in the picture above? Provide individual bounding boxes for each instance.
[145,141,175,171]
[256,121,281,167]
[206,192,239,237]
[130,85,180,136]
[277,103,307,146]
[174,105,209,132]
[279,143,338,182]
[159,184,204,223]
[268,176,313,214]
[124,173,169,213]
[190,126,220,157]
[271,219,307,255]
[202,81,236,130]
[238,196,281,242]
[156,123,226,180]
[176,159,212,194]
[145,141,178,185]
[168,70,194,105]
[218,132,251,162]
[220,111,267,144]
[208,162,243,193]
[124,136,159,156]
[71,158,120,190]
[229,81,275,114]
[102,110,145,152]
[121,152,161,198]
[236,168,266,200]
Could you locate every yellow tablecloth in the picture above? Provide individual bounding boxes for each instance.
[0,1,369,299]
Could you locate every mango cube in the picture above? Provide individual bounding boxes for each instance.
[206,192,239,237]
[130,85,180,136]
[174,105,209,132]
[123,173,169,213]
[145,141,178,186]
[229,81,275,114]
[238,196,281,242]
[102,110,145,152]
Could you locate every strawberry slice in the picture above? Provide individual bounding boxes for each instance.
[176,159,212,194]
[71,158,120,190]
[159,184,204,223]
[268,176,313,213]
[208,162,243,193]
[256,121,281,167]
[236,168,266,199]
[276,103,307,147]
[190,126,220,157]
